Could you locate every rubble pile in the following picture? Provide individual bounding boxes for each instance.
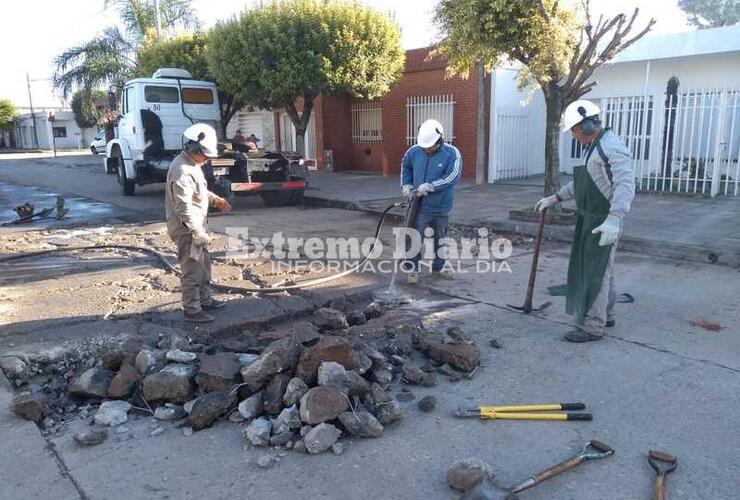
[7,299,481,455]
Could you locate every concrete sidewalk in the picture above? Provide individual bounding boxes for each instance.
[305,171,740,267]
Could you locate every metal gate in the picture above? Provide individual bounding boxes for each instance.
[406,95,455,145]
[490,106,532,180]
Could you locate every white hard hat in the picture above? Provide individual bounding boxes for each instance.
[183,123,218,157]
[417,119,444,148]
[562,100,601,131]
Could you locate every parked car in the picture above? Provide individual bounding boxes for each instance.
[90,132,106,155]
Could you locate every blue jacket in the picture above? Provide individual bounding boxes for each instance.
[401,143,462,215]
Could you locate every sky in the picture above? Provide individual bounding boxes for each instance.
[1,0,691,109]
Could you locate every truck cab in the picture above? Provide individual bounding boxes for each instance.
[105,68,222,195]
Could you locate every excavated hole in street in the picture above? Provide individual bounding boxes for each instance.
[5,294,483,456]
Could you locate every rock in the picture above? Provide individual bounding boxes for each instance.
[240,337,302,392]
[182,427,194,437]
[367,383,404,425]
[11,393,47,422]
[300,425,312,438]
[419,337,481,373]
[312,307,349,330]
[257,454,277,469]
[166,348,197,363]
[135,349,157,375]
[446,326,469,343]
[263,373,291,414]
[270,431,295,447]
[150,426,165,437]
[338,411,383,438]
[296,337,355,383]
[190,391,235,431]
[1,356,29,381]
[318,362,370,395]
[332,442,345,455]
[114,426,129,435]
[196,353,241,392]
[74,427,108,446]
[346,311,367,326]
[395,392,415,402]
[107,363,140,398]
[363,302,383,319]
[371,367,393,386]
[245,417,272,446]
[489,339,501,349]
[100,352,125,371]
[238,392,263,421]
[273,404,301,435]
[282,377,309,407]
[143,364,197,403]
[236,353,259,367]
[328,296,347,311]
[183,399,196,415]
[403,364,438,387]
[304,423,342,454]
[299,387,349,425]
[93,400,131,427]
[289,321,321,345]
[154,404,186,421]
[69,367,114,399]
[446,458,493,492]
[417,396,437,412]
[293,440,307,453]
[353,351,372,375]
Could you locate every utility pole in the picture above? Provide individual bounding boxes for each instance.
[26,72,40,149]
[153,0,162,41]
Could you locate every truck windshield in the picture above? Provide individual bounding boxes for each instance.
[144,86,179,103]
[182,87,214,104]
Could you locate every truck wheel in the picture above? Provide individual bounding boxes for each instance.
[115,151,136,196]
[289,189,305,205]
[260,191,292,207]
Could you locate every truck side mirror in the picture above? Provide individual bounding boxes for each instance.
[107,91,117,110]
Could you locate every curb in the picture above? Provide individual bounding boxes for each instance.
[303,195,739,268]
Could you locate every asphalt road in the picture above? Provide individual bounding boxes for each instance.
[1,152,739,500]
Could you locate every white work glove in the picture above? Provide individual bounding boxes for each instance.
[192,228,210,247]
[417,183,434,196]
[402,185,412,197]
[592,214,621,247]
[534,195,559,212]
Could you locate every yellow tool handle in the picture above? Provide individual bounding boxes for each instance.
[484,403,584,412]
[479,410,593,421]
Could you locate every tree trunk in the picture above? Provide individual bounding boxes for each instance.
[295,128,306,156]
[543,90,563,196]
[475,60,487,186]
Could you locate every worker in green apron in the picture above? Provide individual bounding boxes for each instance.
[535,100,635,343]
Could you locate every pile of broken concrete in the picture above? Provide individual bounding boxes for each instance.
[10,302,481,455]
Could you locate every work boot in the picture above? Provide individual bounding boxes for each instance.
[432,270,454,280]
[183,311,215,323]
[201,299,227,310]
[605,319,616,328]
[407,272,419,284]
[564,330,603,343]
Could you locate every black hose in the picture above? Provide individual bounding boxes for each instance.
[0,202,404,294]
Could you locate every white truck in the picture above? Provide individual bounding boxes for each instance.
[104,68,308,205]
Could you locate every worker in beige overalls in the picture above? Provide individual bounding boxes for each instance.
[536,100,635,343]
[165,123,231,323]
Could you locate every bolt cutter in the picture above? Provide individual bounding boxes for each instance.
[456,402,592,421]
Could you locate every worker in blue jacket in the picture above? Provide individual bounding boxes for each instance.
[401,119,462,284]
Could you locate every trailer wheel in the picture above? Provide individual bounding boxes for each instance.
[260,191,292,207]
[115,150,136,196]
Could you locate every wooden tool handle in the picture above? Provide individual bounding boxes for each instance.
[531,456,583,485]
[522,208,547,313]
[654,476,667,500]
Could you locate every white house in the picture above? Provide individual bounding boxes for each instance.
[14,108,97,150]
[489,25,740,197]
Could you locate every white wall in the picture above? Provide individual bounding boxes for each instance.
[15,111,95,149]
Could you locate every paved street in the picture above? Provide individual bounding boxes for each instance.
[0,153,739,499]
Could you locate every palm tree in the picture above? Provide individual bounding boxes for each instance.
[52,0,199,97]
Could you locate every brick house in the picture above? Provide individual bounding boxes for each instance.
[227,47,490,182]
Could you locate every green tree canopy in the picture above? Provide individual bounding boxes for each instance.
[208,0,405,154]
[53,0,198,97]
[71,89,107,129]
[137,31,244,136]
[0,99,18,133]
[435,0,653,194]
[678,0,740,28]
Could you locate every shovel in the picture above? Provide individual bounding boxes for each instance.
[648,450,677,500]
[461,440,614,499]
[508,207,552,314]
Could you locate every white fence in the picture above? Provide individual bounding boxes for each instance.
[406,95,455,145]
[561,87,740,196]
[351,100,383,143]
[490,106,533,180]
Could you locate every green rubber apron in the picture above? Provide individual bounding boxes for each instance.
[565,129,613,322]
